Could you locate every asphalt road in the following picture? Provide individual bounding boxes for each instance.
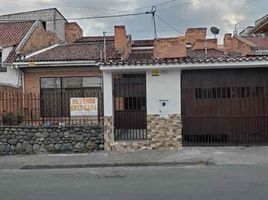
[0,165,268,200]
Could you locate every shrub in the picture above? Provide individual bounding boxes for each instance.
[2,113,24,126]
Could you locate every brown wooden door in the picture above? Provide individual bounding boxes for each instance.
[182,68,268,146]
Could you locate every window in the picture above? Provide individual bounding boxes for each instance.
[40,77,102,117]
[42,21,47,30]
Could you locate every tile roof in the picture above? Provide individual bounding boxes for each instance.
[26,41,121,62]
[102,55,268,66]
[0,21,34,47]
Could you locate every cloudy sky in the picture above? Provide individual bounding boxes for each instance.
[0,0,267,43]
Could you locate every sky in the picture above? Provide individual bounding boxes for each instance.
[0,0,267,43]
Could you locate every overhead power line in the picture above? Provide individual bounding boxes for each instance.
[7,0,120,12]
[158,1,195,11]
[0,12,150,22]
[155,14,184,34]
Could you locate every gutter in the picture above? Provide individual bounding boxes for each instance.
[100,60,268,72]
[13,60,99,68]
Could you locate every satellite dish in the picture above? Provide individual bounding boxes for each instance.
[210,27,220,35]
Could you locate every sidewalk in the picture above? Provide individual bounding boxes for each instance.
[1,146,268,170]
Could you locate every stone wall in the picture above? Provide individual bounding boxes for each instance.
[0,126,104,155]
[105,114,182,152]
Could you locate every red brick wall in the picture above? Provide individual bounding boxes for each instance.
[65,22,83,43]
[20,22,59,55]
[185,28,207,45]
[154,37,187,58]
[224,34,253,55]
[192,39,218,50]
[114,26,131,59]
[23,67,101,94]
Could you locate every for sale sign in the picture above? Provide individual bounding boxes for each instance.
[70,97,98,116]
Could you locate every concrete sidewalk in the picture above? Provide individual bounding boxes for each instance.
[1,146,268,170]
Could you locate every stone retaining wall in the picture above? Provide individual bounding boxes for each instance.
[0,126,104,155]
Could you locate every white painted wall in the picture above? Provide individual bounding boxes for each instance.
[0,46,20,87]
[2,46,13,63]
[103,71,113,116]
[0,66,20,87]
[146,69,181,115]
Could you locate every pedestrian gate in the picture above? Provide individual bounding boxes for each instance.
[113,74,147,140]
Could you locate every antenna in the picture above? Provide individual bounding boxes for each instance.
[210,26,220,38]
[233,22,239,36]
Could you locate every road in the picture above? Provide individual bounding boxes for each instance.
[0,165,268,200]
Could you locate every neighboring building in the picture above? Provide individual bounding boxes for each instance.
[224,34,268,56]
[0,8,68,41]
[0,20,59,89]
[240,14,268,36]
[101,56,268,151]
[0,9,84,90]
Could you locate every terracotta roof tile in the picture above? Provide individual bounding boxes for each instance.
[102,55,268,66]
[0,21,34,47]
[26,40,121,62]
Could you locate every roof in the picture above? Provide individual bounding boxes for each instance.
[75,36,115,43]
[26,41,121,62]
[243,36,268,50]
[187,48,224,58]
[0,21,34,47]
[102,55,268,66]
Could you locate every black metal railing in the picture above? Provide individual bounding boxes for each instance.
[0,90,103,126]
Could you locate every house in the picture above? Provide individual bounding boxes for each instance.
[101,55,268,151]
[224,34,268,55]
[12,26,123,125]
[0,20,59,90]
[224,13,268,56]
[0,8,70,91]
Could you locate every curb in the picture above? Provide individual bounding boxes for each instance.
[20,160,215,170]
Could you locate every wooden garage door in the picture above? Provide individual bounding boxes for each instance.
[182,68,268,146]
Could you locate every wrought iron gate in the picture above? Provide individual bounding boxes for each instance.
[113,74,147,140]
[182,68,268,146]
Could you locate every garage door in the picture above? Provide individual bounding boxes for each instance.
[182,68,268,146]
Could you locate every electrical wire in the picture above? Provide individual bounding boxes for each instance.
[155,14,184,34]
[0,12,150,22]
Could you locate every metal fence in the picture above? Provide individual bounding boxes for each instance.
[0,90,103,126]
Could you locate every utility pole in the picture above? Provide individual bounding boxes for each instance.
[103,31,107,62]
[151,6,157,40]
